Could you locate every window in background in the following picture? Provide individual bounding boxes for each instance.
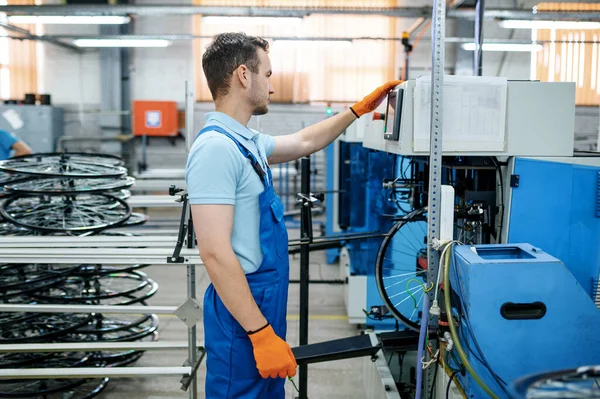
[192,0,398,103]
[0,0,38,101]
[533,2,600,106]
[0,0,9,99]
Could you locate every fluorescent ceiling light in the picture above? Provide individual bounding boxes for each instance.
[73,39,171,48]
[202,16,302,26]
[8,16,131,25]
[461,43,543,52]
[274,39,352,48]
[499,20,600,30]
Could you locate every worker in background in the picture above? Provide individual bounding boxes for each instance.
[186,32,401,399]
[0,129,32,160]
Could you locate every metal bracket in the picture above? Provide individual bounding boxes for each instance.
[174,298,203,328]
[179,348,206,392]
[168,186,190,263]
[296,192,324,244]
[510,174,520,188]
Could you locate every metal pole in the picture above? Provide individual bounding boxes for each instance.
[185,80,198,399]
[187,261,198,399]
[185,81,195,153]
[474,0,484,76]
[425,0,446,396]
[299,156,311,399]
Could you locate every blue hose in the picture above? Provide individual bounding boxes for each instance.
[415,294,430,399]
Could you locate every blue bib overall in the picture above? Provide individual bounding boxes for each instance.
[196,126,290,399]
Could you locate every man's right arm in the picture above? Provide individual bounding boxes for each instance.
[191,203,268,332]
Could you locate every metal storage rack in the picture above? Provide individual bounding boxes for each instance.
[0,83,205,399]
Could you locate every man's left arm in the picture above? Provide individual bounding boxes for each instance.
[12,141,32,157]
[267,80,403,165]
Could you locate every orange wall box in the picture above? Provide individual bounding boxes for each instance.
[132,100,179,137]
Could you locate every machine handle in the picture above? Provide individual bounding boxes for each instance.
[500,302,546,320]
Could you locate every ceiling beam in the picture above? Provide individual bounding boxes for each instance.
[0,5,599,21]
[10,34,593,45]
[0,21,82,53]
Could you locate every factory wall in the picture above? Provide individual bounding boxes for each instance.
[131,0,194,102]
[35,0,595,158]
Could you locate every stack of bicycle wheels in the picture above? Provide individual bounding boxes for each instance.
[0,153,158,399]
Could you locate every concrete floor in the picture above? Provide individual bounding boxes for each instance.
[96,226,367,399]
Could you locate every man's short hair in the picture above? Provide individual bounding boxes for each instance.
[202,32,269,100]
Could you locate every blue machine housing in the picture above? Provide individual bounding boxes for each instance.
[508,158,600,299]
[449,244,600,399]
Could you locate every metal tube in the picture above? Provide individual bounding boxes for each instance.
[474,0,485,76]
[0,21,81,53]
[187,263,198,399]
[0,304,176,314]
[0,236,177,247]
[56,135,131,152]
[1,5,599,20]
[0,255,201,265]
[299,156,311,399]
[407,17,427,35]
[0,367,192,379]
[183,78,199,397]
[0,341,191,353]
[185,80,195,153]
[7,34,596,45]
[424,0,447,396]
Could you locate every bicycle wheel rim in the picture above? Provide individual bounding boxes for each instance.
[375,208,428,332]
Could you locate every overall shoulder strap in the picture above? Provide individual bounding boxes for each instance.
[196,125,268,185]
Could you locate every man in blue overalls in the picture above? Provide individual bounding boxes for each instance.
[185,32,401,398]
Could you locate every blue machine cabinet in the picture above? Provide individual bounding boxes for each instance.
[508,157,600,298]
[449,244,600,399]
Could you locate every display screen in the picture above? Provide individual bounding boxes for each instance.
[385,91,396,135]
[384,88,402,141]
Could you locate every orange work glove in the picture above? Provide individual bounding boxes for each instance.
[350,80,404,118]
[248,323,297,379]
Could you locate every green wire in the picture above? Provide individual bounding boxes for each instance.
[406,278,426,308]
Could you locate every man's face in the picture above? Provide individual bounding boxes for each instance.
[248,48,274,116]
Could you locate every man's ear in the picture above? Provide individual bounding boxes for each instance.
[235,64,250,89]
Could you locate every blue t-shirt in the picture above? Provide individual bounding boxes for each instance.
[185,112,276,274]
[0,130,18,160]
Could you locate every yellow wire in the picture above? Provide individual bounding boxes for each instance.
[406,279,435,308]
[443,244,500,399]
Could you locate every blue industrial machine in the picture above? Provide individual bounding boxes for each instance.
[325,116,428,329]
[325,135,398,329]
[448,243,600,398]
[335,77,600,397]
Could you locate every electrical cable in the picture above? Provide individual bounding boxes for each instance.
[429,345,440,399]
[443,244,500,399]
[450,252,508,391]
[415,294,430,399]
[446,369,461,399]
[491,157,505,244]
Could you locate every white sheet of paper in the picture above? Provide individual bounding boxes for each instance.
[2,109,24,130]
[413,75,508,152]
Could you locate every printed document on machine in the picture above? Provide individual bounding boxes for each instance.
[413,75,507,152]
